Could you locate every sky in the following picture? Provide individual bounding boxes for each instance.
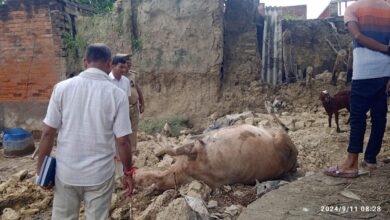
[260,0,353,19]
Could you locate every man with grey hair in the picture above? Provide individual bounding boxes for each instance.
[37,43,135,219]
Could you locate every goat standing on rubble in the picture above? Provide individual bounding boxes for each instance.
[319,90,351,133]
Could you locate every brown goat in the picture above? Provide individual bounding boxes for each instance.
[319,90,350,133]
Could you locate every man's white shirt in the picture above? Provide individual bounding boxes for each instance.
[109,72,131,97]
[43,68,132,186]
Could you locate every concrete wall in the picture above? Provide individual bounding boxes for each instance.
[0,102,48,131]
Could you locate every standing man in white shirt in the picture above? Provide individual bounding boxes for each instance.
[109,56,131,98]
[109,56,132,178]
[116,53,145,155]
[36,43,135,220]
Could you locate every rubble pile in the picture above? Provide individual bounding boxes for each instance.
[2,74,390,219]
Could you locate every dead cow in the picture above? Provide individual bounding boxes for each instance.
[134,110,298,191]
[319,90,351,133]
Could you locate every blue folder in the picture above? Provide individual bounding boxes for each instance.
[37,155,56,187]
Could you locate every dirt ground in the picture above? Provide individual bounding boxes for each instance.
[239,164,390,220]
[1,73,390,219]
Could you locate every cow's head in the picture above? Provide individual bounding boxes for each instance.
[319,90,331,103]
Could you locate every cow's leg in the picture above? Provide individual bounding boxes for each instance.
[328,114,332,128]
[335,112,341,132]
[155,148,176,158]
[156,143,198,160]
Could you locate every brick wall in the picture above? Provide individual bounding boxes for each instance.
[0,0,95,131]
[0,0,62,101]
[318,6,331,19]
[280,5,307,20]
[318,2,338,19]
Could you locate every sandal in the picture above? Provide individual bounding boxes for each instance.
[324,165,359,178]
[360,160,377,170]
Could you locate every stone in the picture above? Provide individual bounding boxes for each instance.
[179,129,191,135]
[207,200,218,209]
[223,185,232,192]
[338,71,347,82]
[258,120,270,127]
[233,119,244,125]
[111,193,118,209]
[295,121,305,129]
[209,112,219,121]
[244,117,254,125]
[0,181,10,193]
[156,198,196,220]
[183,195,210,219]
[1,208,20,220]
[301,112,310,117]
[111,207,128,220]
[224,205,242,216]
[305,171,315,177]
[180,180,212,200]
[233,190,245,198]
[210,212,224,219]
[19,208,39,216]
[315,71,333,81]
[161,123,172,137]
[12,170,29,181]
[137,189,176,220]
[281,112,289,116]
[157,155,174,168]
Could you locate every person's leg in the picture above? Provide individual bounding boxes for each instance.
[364,78,388,164]
[83,175,114,220]
[52,176,82,220]
[129,105,139,153]
[341,79,370,172]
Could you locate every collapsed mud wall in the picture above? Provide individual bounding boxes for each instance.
[76,0,224,127]
[136,0,224,126]
[281,17,351,81]
[222,0,261,88]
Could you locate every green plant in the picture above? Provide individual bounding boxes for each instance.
[282,14,302,20]
[139,116,191,137]
[131,37,142,52]
[76,0,115,13]
[63,33,87,59]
